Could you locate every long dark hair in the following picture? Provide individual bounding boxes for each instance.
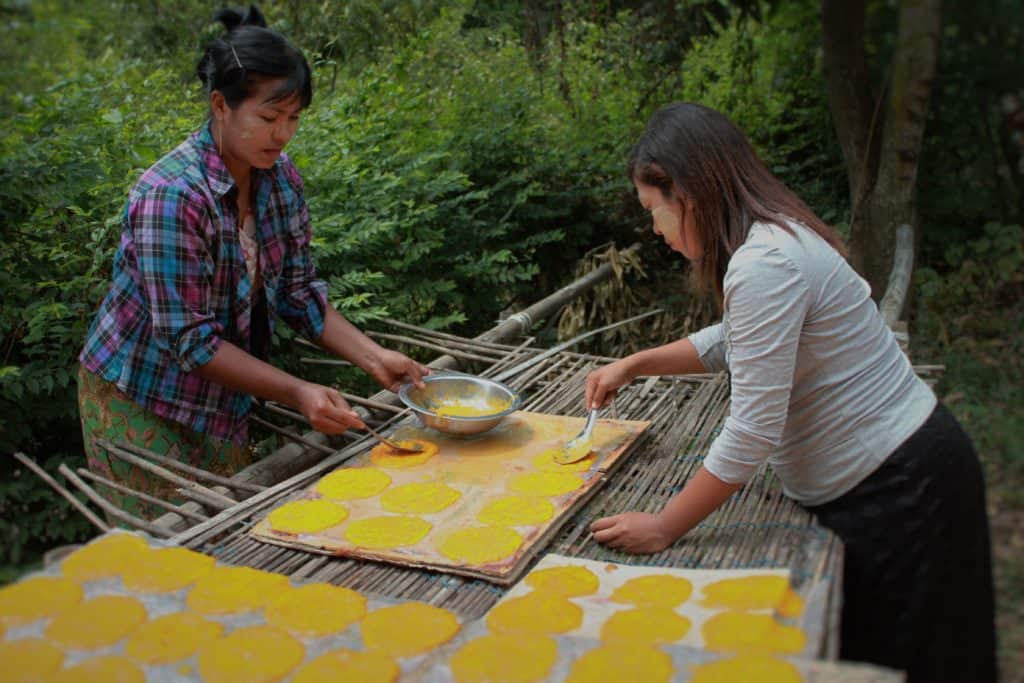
[628,102,846,305]
[196,5,312,110]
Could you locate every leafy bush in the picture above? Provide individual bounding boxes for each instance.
[914,222,1024,475]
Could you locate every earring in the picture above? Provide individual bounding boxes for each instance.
[217,121,224,157]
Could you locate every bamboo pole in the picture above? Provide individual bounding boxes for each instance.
[13,453,109,533]
[113,441,265,494]
[880,224,914,328]
[57,464,173,538]
[97,440,237,508]
[75,468,209,523]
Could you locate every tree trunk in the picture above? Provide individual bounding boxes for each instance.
[822,0,943,298]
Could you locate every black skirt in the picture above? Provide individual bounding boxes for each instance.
[804,403,997,683]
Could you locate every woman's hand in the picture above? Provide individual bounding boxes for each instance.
[585,359,636,409]
[367,348,430,393]
[589,512,673,554]
[293,382,366,434]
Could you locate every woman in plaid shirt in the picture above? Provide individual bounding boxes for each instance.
[78,6,427,517]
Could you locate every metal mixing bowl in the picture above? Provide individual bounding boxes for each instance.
[398,373,522,437]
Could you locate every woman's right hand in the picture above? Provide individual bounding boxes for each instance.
[585,359,636,410]
[293,382,366,434]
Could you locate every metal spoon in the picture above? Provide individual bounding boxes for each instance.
[363,423,424,454]
[554,408,598,464]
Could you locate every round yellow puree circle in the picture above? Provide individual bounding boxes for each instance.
[1,638,64,683]
[198,625,305,683]
[361,602,461,657]
[124,612,224,664]
[691,654,802,683]
[0,575,82,628]
[381,482,461,514]
[267,498,349,534]
[610,575,693,608]
[700,574,790,611]
[532,449,597,472]
[370,439,440,469]
[265,583,367,638]
[345,515,433,549]
[186,565,289,615]
[316,467,392,500]
[476,496,554,527]
[566,645,673,683]
[48,655,145,683]
[292,648,399,683]
[450,633,558,683]
[121,546,215,593]
[61,533,150,582]
[486,592,582,636]
[508,471,584,497]
[45,595,147,650]
[600,606,691,645]
[439,526,523,564]
[702,612,806,655]
[524,565,599,597]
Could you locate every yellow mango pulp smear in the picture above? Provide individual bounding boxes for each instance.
[691,654,804,683]
[450,633,558,683]
[566,645,673,683]
[433,397,511,418]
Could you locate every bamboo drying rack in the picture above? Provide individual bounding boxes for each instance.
[24,232,936,663]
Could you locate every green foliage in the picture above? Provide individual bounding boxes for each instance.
[914,222,1024,475]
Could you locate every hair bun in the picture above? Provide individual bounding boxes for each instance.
[214,4,267,32]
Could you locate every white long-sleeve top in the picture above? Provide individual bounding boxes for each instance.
[688,221,936,506]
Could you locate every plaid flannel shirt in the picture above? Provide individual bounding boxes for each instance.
[80,122,328,444]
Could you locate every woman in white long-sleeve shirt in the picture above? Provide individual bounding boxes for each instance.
[586,102,995,682]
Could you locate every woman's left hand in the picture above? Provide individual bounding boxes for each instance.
[590,512,672,554]
[369,349,430,393]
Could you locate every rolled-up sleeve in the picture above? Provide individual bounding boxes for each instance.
[277,174,328,341]
[132,187,224,372]
[688,322,728,373]
[703,246,809,485]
